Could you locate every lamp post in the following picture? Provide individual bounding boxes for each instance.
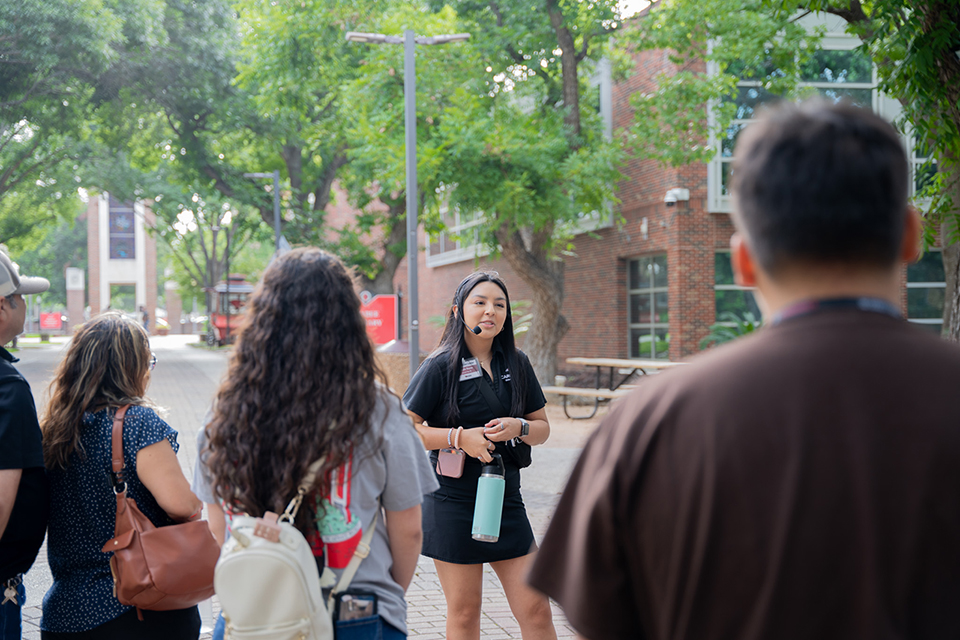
[345,29,470,379]
[243,170,282,255]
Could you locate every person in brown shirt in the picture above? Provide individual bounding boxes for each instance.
[528,100,960,640]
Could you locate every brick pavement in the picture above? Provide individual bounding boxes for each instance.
[12,335,598,639]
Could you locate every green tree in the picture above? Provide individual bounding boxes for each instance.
[410,0,626,382]
[769,1,960,338]
[623,0,960,339]
[0,0,122,233]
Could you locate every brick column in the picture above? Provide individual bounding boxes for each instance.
[165,282,182,334]
[144,205,158,333]
[86,196,101,313]
[65,267,85,334]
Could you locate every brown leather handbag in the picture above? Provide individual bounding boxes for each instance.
[101,405,219,618]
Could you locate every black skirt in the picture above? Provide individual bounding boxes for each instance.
[422,451,535,564]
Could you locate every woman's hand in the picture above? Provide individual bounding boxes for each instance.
[483,417,521,442]
[459,427,495,463]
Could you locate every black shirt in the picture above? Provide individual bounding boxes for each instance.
[404,342,546,431]
[0,346,49,582]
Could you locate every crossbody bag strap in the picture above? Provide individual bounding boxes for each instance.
[473,376,509,418]
[110,405,131,490]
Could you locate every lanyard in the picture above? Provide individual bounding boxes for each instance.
[770,297,902,327]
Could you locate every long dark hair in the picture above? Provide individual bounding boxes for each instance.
[41,312,158,470]
[432,271,527,425]
[206,248,393,532]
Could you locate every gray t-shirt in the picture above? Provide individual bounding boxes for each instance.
[192,389,438,633]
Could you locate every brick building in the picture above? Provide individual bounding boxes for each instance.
[385,12,944,373]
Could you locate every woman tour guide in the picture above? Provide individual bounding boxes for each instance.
[403,271,557,640]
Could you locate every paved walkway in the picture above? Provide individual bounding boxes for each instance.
[12,335,605,638]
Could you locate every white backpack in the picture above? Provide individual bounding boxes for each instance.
[214,460,376,640]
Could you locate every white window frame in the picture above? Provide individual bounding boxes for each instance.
[708,24,878,213]
[627,255,670,359]
[425,202,490,267]
[907,248,945,329]
[713,249,760,325]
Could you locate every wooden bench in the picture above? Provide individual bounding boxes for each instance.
[550,357,686,419]
[541,385,633,420]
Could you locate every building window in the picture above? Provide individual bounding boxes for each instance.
[709,45,876,212]
[907,250,944,334]
[714,251,761,321]
[910,137,938,199]
[628,255,669,359]
[425,202,487,267]
[109,197,136,260]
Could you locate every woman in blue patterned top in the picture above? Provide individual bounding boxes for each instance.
[39,312,203,639]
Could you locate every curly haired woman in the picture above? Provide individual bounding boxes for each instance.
[194,248,437,640]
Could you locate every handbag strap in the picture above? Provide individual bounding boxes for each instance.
[110,405,131,490]
[473,375,509,418]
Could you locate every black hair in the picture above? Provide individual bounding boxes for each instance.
[731,99,909,275]
[431,271,528,425]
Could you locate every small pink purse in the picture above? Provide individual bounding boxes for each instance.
[436,427,465,478]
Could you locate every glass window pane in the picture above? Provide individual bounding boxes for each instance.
[652,255,668,288]
[813,87,872,109]
[629,258,650,290]
[915,160,938,194]
[631,327,653,358]
[730,86,780,120]
[715,252,734,285]
[715,289,762,319]
[908,251,945,283]
[654,292,669,323]
[721,122,747,158]
[721,161,733,196]
[654,328,670,359]
[630,293,652,324]
[907,288,945,319]
[800,49,872,84]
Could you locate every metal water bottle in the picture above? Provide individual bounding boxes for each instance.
[472,453,505,542]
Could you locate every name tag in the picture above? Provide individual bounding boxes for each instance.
[460,357,482,381]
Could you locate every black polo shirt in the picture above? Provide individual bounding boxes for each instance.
[0,346,49,582]
[403,342,546,430]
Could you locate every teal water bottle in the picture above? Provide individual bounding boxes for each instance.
[472,453,505,542]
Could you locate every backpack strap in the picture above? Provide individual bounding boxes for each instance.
[278,458,326,524]
[325,511,378,613]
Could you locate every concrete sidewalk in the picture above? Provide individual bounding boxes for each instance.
[13,335,603,638]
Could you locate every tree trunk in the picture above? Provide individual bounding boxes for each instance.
[942,159,960,340]
[496,224,569,385]
[546,0,581,139]
[358,200,407,296]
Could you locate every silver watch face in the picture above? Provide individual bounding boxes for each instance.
[520,419,529,436]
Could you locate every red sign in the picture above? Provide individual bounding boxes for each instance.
[40,312,62,330]
[359,292,398,345]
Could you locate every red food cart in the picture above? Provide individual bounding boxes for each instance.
[206,275,255,346]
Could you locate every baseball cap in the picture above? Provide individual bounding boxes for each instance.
[0,251,50,297]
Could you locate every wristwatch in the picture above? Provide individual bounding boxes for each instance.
[519,418,530,437]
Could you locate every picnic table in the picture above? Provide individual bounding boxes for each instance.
[541,356,687,419]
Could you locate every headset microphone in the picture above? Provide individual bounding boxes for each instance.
[461,314,482,335]
[457,295,483,335]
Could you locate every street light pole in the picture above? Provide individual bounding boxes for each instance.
[346,29,470,380]
[403,29,420,381]
[243,171,283,255]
